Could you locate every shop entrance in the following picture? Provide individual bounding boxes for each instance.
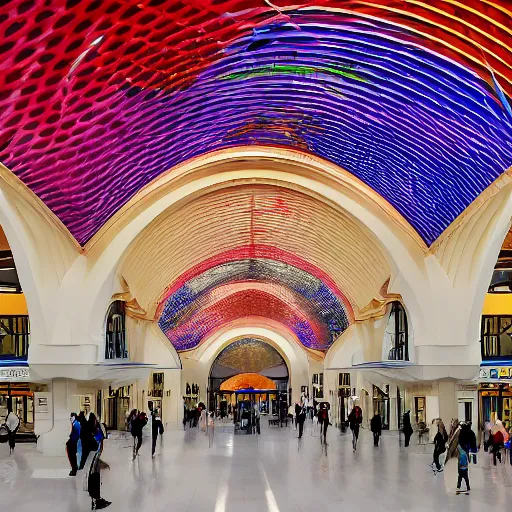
[479,383,512,429]
[373,385,390,430]
[207,337,289,415]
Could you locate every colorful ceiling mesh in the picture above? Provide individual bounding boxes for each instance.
[214,338,285,374]
[160,288,329,352]
[158,259,350,351]
[1,1,511,245]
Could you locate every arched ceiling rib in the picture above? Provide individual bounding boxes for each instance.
[1,1,511,246]
[121,184,391,317]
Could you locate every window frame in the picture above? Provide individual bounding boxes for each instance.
[104,301,128,360]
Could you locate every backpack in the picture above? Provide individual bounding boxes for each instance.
[458,448,468,468]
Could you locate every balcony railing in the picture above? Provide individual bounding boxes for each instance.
[0,315,30,359]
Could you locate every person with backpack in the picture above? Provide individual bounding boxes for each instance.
[456,444,470,494]
[432,420,448,472]
[67,412,81,476]
[130,411,147,459]
[370,413,382,447]
[348,405,363,451]
[87,419,111,510]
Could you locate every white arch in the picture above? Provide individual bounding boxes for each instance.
[182,320,312,403]
[59,147,430,357]
[0,176,79,348]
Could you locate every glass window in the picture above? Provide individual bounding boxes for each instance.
[105,301,128,359]
[481,316,512,359]
[0,316,30,358]
[383,302,409,361]
[415,396,426,424]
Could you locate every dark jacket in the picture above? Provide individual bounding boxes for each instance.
[370,414,382,434]
[131,414,147,436]
[402,412,413,436]
[348,407,363,430]
[297,406,307,424]
[434,431,446,453]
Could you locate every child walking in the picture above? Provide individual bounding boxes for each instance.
[456,444,470,494]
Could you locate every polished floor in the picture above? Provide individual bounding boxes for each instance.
[1,420,511,512]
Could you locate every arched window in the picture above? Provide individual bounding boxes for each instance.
[383,302,408,361]
[105,301,127,359]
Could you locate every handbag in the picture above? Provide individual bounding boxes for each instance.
[0,425,8,444]
[158,421,164,435]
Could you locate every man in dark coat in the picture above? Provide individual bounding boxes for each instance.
[370,413,382,447]
[348,406,363,451]
[403,410,414,448]
[297,402,307,439]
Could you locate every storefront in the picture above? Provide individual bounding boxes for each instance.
[147,372,164,414]
[104,385,132,431]
[478,365,512,429]
[373,384,390,429]
[0,365,46,436]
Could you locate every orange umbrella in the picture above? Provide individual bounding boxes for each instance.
[220,373,276,391]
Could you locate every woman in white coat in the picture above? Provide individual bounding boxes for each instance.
[5,409,20,454]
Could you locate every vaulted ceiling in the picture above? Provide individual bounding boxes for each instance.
[1,0,511,246]
[2,0,511,355]
[121,184,391,351]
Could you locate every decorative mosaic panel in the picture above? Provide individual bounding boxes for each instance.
[158,258,350,351]
[160,288,329,352]
[1,1,511,245]
[214,338,285,374]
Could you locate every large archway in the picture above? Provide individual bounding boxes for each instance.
[208,337,289,414]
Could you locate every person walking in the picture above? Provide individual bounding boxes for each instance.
[78,412,95,470]
[348,405,363,451]
[254,404,261,435]
[67,412,81,476]
[318,403,330,444]
[151,409,163,457]
[489,422,504,465]
[131,411,147,459]
[87,420,111,510]
[5,407,20,455]
[402,410,413,448]
[466,422,478,464]
[297,401,307,439]
[456,444,470,494]
[370,413,382,447]
[432,420,448,472]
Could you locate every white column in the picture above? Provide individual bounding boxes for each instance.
[438,381,458,424]
[36,378,77,456]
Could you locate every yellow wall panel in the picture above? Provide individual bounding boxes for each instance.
[482,293,512,316]
[0,293,28,315]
